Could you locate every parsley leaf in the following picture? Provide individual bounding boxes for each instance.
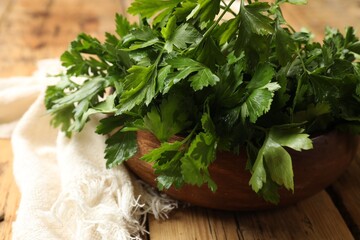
[181,132,217,191]
[117,65,157,114]
[115,13,137,38]
[105,130,138,168]
[166,57,220,91]
[250,126,313,200]
[143,93,192,142]
[128,0,182,22]
[164,23,202,52]
[46,76,108,134]
[181,113,218,191]
[241,64,280,123]
[141,140,185,189]
[197,0,221,22]
[240,2,273,36]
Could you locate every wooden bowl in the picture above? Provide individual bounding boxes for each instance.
[125,131,359,210]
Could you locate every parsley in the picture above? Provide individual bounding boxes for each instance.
[45,0,360,204]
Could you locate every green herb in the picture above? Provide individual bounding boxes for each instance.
[45,0,360,203]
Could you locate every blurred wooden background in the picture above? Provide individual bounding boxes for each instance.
[1,0,360,239]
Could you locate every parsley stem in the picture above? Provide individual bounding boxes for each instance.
[274,6,296,34]
[291,72,304,121]
[182,123,200,144]
[297,51,309,74]
[253,125,267,133]
[202,0,238,40]
[240,0,245,13]
[220,0,237,17]
[155,48,165,65]
[290,50,310,121]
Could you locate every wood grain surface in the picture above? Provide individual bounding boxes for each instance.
[149,192,354,240]
[331,150,360,238]
[0,0,119,77]
[1,1,360,240]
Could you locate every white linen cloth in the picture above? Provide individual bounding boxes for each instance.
[0,60,177,240]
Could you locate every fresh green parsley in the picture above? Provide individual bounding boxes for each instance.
[45,0,360,203]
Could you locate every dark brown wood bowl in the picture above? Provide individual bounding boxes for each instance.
[125,131,359,211]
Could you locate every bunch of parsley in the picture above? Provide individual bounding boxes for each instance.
[45,0,360,203]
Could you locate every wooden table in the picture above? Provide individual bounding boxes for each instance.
[1,0,360,239]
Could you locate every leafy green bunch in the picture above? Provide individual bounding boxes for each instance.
[45,0,360,203]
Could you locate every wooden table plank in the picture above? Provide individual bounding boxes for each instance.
[0,0,120,77]
[1,1,360,240]
[281,0,360,42]
[0,139,19,240]
[0,0,12,24]
[148,206,245,240]
[148,192,354,240]
[236,192,353,240]
[331,149,360,238]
